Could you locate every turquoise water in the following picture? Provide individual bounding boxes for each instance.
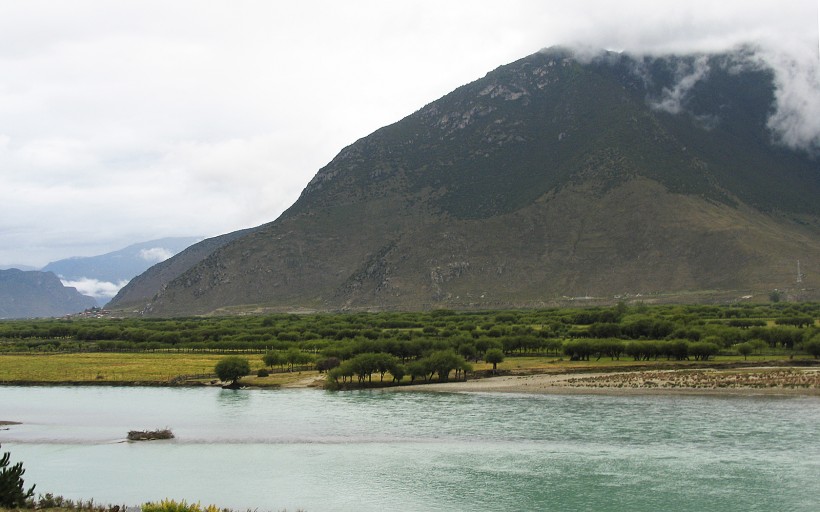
[1,386,819,511]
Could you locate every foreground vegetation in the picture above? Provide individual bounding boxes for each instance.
[0,303,818,387]
[4,442,292,511]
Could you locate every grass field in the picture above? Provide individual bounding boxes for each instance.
[0,352,307,386]
[0,351,810,387]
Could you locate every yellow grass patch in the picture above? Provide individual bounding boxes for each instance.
[0,353,263,383]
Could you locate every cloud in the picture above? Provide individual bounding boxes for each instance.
[648,56,712,115]
[763,51,820,153]
[60,277,129,300]
[138,247,175,263]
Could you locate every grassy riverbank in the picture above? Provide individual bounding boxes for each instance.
[1,351,816,390]
[0,352,307,387]
[1,303,818,389]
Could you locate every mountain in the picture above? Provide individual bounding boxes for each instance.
[109,47,820,316]
[43,237,202,306]
[0,264,37,271]
[106,229,255,313]
[0,269,97,318]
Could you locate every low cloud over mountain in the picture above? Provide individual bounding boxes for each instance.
[43,237,200,305]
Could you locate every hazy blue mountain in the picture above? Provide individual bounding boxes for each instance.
[43,237,202,306]
[0,269,97,318]
[0,264,38,271]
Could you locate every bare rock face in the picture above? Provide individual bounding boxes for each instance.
[116,48,820,316]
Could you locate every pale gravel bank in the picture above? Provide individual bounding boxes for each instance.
[389,367,820,396]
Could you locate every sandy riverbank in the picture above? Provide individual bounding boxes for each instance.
[390,367,820,396]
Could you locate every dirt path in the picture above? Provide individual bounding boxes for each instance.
[281,374,326,388]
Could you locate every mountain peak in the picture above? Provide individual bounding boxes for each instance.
[110,48,820,315]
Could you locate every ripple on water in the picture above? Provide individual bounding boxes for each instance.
[1,386,818,512]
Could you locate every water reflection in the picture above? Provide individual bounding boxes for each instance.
[215,388,252,408]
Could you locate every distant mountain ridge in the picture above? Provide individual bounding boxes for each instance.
[43,236,202,306]
[106,229,255,312]
[108,47,820,316]
[43,237,202,283]
[0,269,96,318]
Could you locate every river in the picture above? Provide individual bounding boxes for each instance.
[1,386,818,511]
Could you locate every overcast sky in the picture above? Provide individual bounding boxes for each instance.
[1,0,818,268]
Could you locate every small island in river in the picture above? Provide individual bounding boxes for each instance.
[126,428,174,441]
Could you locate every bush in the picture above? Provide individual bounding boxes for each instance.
[143,499,220,512]
[0,443,36,508]
[256,368,270,377]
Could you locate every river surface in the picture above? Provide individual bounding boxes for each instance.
[1,386,819,511]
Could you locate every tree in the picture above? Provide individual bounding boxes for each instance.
[407,360,428,383]
[391,363,407,383]
[0,443,35,508]
[262,350,285,369]
[775,317,815,328]
[736,342,753,360]
[688,342,720,361]
[457,342,478,362]
[285,347,314,371]
[804,336,820,359]
[215,356,251,386]
[563,339,594,361]
[485,348,504,373]
[426,350,465,382]
[316,357,341,373]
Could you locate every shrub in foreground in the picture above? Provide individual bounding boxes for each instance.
[143,498,220,512]
[0,442,35,508]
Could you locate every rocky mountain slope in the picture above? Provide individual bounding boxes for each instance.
[106,229,254,312]
[0,269,97,318]
[108,47,820,316]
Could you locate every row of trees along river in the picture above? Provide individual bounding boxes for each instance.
[1,304,819,384]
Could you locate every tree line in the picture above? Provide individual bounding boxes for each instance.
[1,303,818,361]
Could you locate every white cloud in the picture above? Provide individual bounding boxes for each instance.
[138,247,175,263]
[764,51,820,153]
[0,0,816,266]
[649,56,712,115]
[61,277,129,300]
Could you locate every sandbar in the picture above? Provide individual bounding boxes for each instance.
[390,367,820,396]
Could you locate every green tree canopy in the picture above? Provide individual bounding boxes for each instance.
[215,356,251,385]
[485,348,504,372]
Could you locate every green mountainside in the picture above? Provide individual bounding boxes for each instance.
[108,48,820,316]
